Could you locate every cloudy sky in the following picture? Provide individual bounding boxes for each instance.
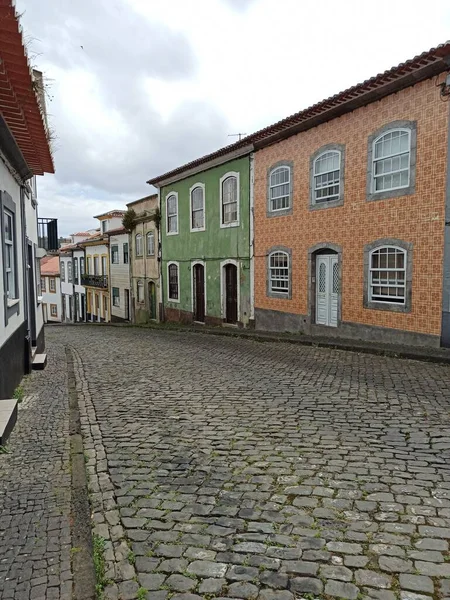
[17,0,450,235]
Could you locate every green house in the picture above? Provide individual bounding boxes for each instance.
[148,152,253,327]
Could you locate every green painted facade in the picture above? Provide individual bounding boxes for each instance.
[160,156,252,326]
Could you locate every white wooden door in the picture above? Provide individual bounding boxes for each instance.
[316,255,339,327]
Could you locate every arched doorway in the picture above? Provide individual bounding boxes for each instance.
[309,244,341,328]
[224,263,238,324]
[148,281,157,320]
[193,263,205,323]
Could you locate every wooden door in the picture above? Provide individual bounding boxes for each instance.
[148,282,156,320]
[193,264,205,322]
[225,264,238,324]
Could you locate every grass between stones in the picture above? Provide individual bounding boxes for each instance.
[92,534,108,599]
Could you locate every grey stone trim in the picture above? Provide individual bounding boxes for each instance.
[266,160,293,217]
[366,120,417,202]
[309,143,345,210]
[266,246,292,299]
[1,191,20,325]
[442,101,450,346]
[363,238,413,313]
[254,307,440,348]
[307,242,342,326]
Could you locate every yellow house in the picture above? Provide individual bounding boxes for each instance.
[80,210,125,323]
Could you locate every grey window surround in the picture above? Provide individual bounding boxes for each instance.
[309,143,345,211]
[367,120,417,202]
[267,161,293,217]
[266,245,292,299]
[111,245,119,264]
[1,190,20,324]
[363,238,413,313]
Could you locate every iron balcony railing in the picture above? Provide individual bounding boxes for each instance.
[38,218,58,251]
[81,274,108,289]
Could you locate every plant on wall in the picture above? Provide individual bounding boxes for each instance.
[122,208,136,232]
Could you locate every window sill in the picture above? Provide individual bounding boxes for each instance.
[37,296,43,304]
[7,298,19,308]
[220,222,239,229]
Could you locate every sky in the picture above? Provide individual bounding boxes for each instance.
[16,0,450,236]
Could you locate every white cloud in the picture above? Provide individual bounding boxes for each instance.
[15,0,450,235]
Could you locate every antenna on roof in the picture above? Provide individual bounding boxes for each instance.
[228,133,247,141]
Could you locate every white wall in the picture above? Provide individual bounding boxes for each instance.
[24,182,44,341]
[110,232,130,321]
[0,158,25,349]
[42,275,62,322]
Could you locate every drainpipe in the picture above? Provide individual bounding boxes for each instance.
[249,152,255,324]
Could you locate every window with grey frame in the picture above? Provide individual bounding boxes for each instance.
[80,257,85,275]
[123,242,129,264]
[369,246,406,304]
[367,121,416,201]
[135,234,143,257]
[60,260,65,282]
[112,287,120,307]
[269,251,290,295]
[313,150,341,203]
[74,258,79,283]
[167,195,178,233]
[4,208,16,299]
[68,260,73,282]
[269,166,291,211]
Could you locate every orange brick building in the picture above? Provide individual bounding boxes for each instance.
[253,44,450,348]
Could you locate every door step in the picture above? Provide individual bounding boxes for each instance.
[31,346,37,359]
[0,399,18,446]
[32,353,47,370]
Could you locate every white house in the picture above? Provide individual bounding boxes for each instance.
[40,256,62,323]
[107,227,131,321]
[0,2,55,411]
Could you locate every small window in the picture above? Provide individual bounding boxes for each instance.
[68,261,73,282]
[168,263,179,301]
[167,194,178,234]
[74,258,79,284]
[369,246,406,304]
[137,280,144,303]
[313,151,341,203]
[123,243,129,264]
[112,287,120,307]
[372,129,410,193]
[135,234,143,257]
[41,277,46,292]
[111,245,119,264]
[60,261,65,282]
[269,167,290,211]
[50,304,58,317]
[101,220,108,234]
[191,185,205,230]
[269,251,290,295]
[221,174,239,226]
[49,278,56,292]
[147,231,155,256]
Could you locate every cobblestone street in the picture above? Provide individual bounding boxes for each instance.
[3,325,450,600]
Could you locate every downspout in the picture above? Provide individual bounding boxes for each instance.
[157,186,164,322]
[249,152,255,324]
[20,183,32,371]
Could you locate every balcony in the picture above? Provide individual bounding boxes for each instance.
[81,274,108,289]
[38,218,58,251]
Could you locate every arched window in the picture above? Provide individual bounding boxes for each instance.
[168,263,179,301]
[269,166,291,211]
[137,280,144,303]
[135,233,143,257]
[372,129,410,193]
[221,174,239,226]
[269,251,290,295]
[147,231,155,256]
[313,150,341,203]
[167,193,178,234]
[191,185,205,231]
[369,246,406,304]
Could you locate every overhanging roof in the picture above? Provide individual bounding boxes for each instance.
[147,41,450,187]
[0,0,54,175]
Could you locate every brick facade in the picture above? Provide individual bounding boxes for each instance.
[254,78,449,345]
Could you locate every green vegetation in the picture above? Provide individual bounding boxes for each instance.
[92,534,108,599]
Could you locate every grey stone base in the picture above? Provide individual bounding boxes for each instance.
[0,322,27,399]
[255,307,440,348]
